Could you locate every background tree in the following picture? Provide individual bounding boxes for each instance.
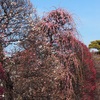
[0,40,5,99]
[89,40,100,52]
[0,0,37,50]
[0,0,38,99]
[0,37,13,100]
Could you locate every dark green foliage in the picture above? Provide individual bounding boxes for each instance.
[89,40,100,52]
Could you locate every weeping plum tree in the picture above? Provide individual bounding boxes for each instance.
[8,8,96,99]
[38,8,96,100]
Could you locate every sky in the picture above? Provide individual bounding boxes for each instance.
[30,0,100,46]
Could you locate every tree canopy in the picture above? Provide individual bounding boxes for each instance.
[89,40,100,52]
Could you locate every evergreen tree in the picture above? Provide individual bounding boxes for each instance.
[89,40,100,52]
